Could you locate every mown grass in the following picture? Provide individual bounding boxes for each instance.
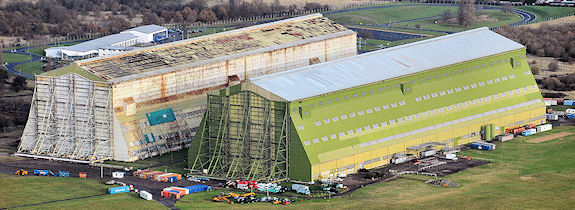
[2,53,31,63]
[520,6,575,19]
[175,126,575,209]
[15,61,43,75]
[17,193,166,210]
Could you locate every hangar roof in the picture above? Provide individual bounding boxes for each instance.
[250,27,525,101]
[75,13,351,82]
[124,25,166,34]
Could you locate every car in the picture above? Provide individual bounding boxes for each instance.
[105,180,116,185]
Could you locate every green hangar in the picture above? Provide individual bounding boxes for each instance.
[188,27,546,182]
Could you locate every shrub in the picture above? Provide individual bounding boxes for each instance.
[548,61,560,72]
[531,66,541,75]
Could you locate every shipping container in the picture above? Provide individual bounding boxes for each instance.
[498,134,514,142]
[169,187,190,195]
[420,150,436,157]
[151,172,168,180]
[140,191,153,200]
[133,170,151,177]
[566,109,575,114]
[161,190,181,199]
[566,114,575,119]
[544,99,557,106]
[79,172,87,178]
[547,114,559,120]
[184,185,211,193]
[108,186,130,194]
[58,171,69,177]
[512,127,526,134]
[471,142,495,151]
[564,100,575,106]
[145,171,164,179]
[112,171,125,178]
[155,173,174,181]
[292,184,310,195]
[536,124,552,133]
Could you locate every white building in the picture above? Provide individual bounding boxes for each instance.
[45,25,168,60]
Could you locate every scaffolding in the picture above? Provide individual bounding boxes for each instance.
[191,90,289,182]
[17,74,113,162]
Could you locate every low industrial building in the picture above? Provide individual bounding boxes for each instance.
[44,25,168,60]
[17,14,357,163]
[188,27,546,182]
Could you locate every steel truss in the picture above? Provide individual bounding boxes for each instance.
[17,74,113,162]
[192,91,289,182]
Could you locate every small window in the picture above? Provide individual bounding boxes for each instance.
[419,78,424,82]
[357,110,365,116]
[431,93,438,97]
[459,69,463,73]
[394,84,399,88]
[451,71,455,74]
[345,96,350,99]
[391,103,398,107]
[439,91,446,96]
[455,87,462,92]
[435,75,439,78]
[415,96,422,102]
[361,92,366,95]
[447,89,454,94]
[349,112,356,118]
[341,115,348,120]
[383,105,389,109]
[355,128,362,132]
[374,106,381,111]
[386,86,391,89]
[443,73,447,76]
[370,90,374,93]
[333,116,339,122]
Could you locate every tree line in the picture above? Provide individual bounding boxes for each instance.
[496,23,575,62]
[0,0,328,40]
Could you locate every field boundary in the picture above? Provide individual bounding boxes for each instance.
[527,132,573,143]
[3,193,107,209]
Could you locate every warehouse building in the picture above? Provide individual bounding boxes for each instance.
[189,27,546,182]
[45,25,168,60]
[17,14,357,163]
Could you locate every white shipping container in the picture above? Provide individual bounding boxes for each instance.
[445,153,458,160]
[547,114,559,121]
[544,100,557,106]
[528,128,537,135]
[140,191,153,200]
[566,109,575,114]
[498,134,514,142]
[420,150,436,157]
[536,124,552,132]
[392,156,408,164]
[112,171,125,178]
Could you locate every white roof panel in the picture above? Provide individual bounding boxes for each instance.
[124,25,166,34]
[250,27,524,101]
[59,33,139,53]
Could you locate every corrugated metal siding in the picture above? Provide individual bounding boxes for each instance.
[250,27,525,101]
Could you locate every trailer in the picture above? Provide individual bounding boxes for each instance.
[140,191,153,200]
[184,185,212,193]
[108,186,130,194]
[536,124,552,133]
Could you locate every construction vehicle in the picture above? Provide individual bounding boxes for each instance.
[213,195,234,204]
[14,169,28,176]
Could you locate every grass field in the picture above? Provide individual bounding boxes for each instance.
[520,6,575,19]
[175,126,575,209]
[0,174,166,209]
[326,5,521,33]
[15,61,43,75]
[2,53,31,63]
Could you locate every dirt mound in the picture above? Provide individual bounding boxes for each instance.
[425,179,459,187]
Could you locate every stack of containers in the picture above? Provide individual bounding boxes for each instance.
[155,173,174,181]
[146,171,164,179]
[160,174,182,183]
[161,187,188,198]
[152,172,169,181]
[133,170,152,178]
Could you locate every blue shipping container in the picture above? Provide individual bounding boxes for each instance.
[108,186,130,194]
[471,143,493,151]
[567,114,575,119]
[167,176,178,183]
[522,130,532,136]
[59,171,70,177]
[564,100,575,106]
[184,185,210,193]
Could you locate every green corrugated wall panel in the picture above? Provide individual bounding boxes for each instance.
[289,48,545,165]
[188,112,207,169]
[288,118,311,181]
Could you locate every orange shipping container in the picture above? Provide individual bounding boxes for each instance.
[161,174,182,182]
[152,172,168,180]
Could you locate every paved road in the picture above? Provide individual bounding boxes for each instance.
[2,47,42,79]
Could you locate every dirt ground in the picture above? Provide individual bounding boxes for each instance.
[528,132,573,143]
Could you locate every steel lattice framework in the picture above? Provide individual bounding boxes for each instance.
[17,74,113,162]
[191,90,289,182]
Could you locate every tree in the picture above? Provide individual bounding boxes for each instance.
[11,76,26,92]
[502,4,512,15]
[358,30,374,39]
[531,66,541,75]
[442,9,452,22]
[548,61,560,72]
[198,9,217,23]
[458,0,475,27]
[0,66,8,85]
